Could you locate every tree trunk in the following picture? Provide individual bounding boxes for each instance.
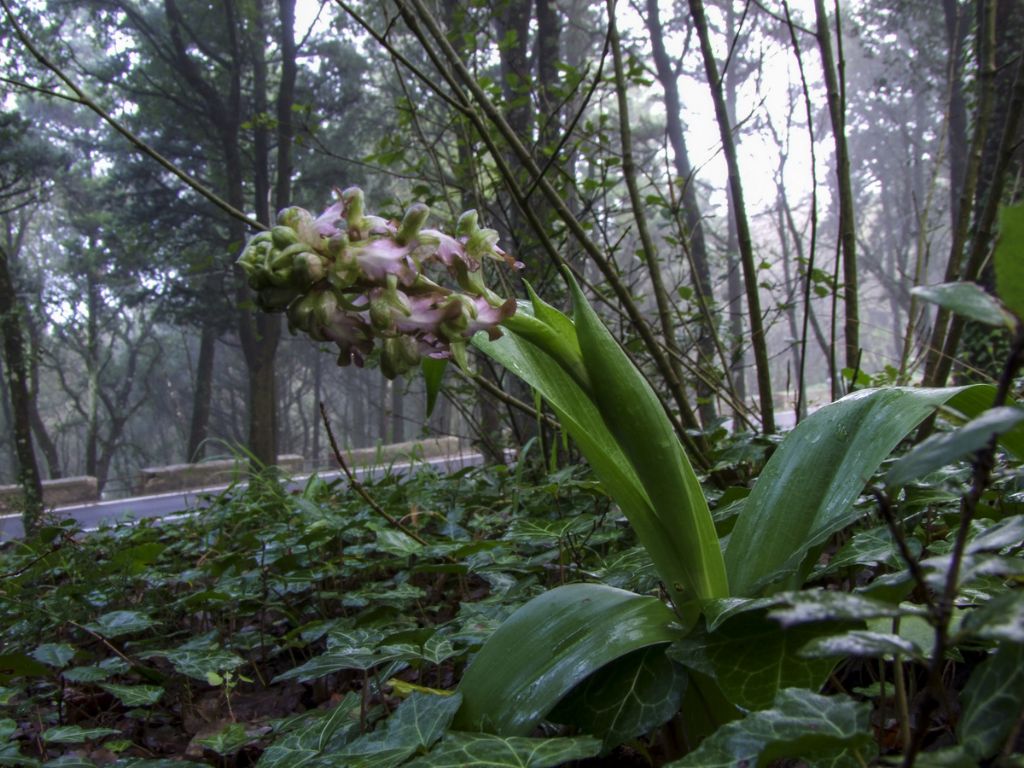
[813,0,859,374]
[645,0,720,426]
[687,0,775,432]
[0,243,44,532]
[187,322,216,461]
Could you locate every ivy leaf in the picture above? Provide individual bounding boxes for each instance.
[995,201,1024,319]
[256,693,360,767]
[668,611,844,711]
[41,756,97,767]
[340,692,462,766]
[960,591,1024,643]
[549,645,684,751]
[767,591,914,626]
[31,644,76,669]
[888,407,1024,487]
[99,683,164,707]
[966,515,1024,554]
[84,610,155,638]
[196,723,257,755]
[405,733,601,768]
[799,630,925,661]
[42,725,121,744]
[273,647,415,683]
[149,646,244,683]
[958,642,1024,760]
[420,633,458,666]
[665,689,875,767]
[62,665,116,683]
[815,526,919,577]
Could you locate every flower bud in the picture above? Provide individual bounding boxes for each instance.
[396,202,430,246]
[381,335,421,379]
[271,225,299,249]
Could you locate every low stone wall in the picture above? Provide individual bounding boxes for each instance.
[134,454,305,496]
[338,436,463,468]
[0,476,99,513]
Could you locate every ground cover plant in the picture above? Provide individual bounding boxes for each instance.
[4,191,1021,766]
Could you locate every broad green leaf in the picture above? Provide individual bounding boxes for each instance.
[665,689,875,767]
[888,406,1024,487]
[453,583,679,735]
[99,683,164,707]
[84,610,155,638]
[257,693,360,767]
[108,542,164,573]
[42,725,122,743]
[196,722,256,755]
[909,747,978,767]
[421,357,447,418]
[0,718,16,740]
[477,318,694,614]
[912,282,1012,328]
[570,278,727,606]
[0,741,38,767]
[340,692,462,766]
[41,757,96,767]
[725,386,999,596]
[940,386,1024,460]
[798,630,924,660]
[549,645,684,750]
[405,733,601,768]
[958,642,1024,760]
[31,643,76,669]
[966,515,1024,554]
[668,610,842,711]
[995,201,1024,319]
[960,591,1024,643]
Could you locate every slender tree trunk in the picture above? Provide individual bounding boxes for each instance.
[85,255,101,479]
[687,0,775,432]
[187,322,216,461]
[0,243,43,531]
[813,0,859,373]
[645,0,720,426]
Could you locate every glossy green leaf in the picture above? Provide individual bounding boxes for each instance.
[995,202,1024,319]
[453,583,679,735]
[43,725,122,743]
[888,406,1024,487]
[257,693,360,767]
[549,645,684,751]
[41,757,96,767]
[0,741,37,767]
[477,316,696,614]
[405,733,601,768]
[421,357,447,418]
[958,642,1024,760]
[912,282,1012,328]
[668,610,842,711]
[31,643,76,669]
[84,610,156,638]
[725,386,996,596]
[570,278,727,606]
[99,683,164,707]
[340,692,462,766]
[420,633,457,665]
[966,515,1024,554]
[665,689,875,767]
[815,525,919,577]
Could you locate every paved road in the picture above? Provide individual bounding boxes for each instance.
[0,452,485,542]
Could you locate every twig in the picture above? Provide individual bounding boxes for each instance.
[872,488,936,616]
[318,401,428,547]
